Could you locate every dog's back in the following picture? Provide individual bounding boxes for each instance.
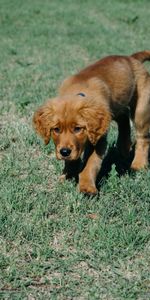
[60,51,150,111]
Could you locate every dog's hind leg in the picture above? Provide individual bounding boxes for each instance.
[131,78,150,170]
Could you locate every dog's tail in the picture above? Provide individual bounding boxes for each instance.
[131,50,150,63]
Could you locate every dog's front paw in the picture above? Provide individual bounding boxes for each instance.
[59,174,66,182]
[79,182,98,195]
[131,159,148,171]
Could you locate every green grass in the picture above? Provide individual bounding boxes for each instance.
[0,0,150,299]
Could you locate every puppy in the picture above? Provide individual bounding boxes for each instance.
[33,51,150,195]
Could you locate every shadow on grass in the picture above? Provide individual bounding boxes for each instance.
[96,144,136,190]
[99,145,133,176]
[97,144,150,188]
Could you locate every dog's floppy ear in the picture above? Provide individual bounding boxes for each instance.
[80,103,111,145]
[33,100,54,145]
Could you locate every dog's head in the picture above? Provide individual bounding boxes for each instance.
[33,95,111,160]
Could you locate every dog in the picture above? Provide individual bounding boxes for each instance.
[33,50,150,195]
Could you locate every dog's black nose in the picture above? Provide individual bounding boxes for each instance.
[60,148,72,157]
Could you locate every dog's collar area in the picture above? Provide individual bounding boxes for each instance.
[77,92,86,97]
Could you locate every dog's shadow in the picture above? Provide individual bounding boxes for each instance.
[96,144,135,188]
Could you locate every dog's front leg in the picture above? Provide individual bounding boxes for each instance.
[79,151,102,195]
[79,137,107,195]
[59,158,82,182]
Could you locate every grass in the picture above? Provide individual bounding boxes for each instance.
[0,0,150,299]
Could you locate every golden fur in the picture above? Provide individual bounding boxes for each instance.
[33,51,150,195]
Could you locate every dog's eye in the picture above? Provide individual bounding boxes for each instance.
[74,126,82,133]
[53,127,60,134]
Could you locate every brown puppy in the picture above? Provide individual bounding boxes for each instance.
[33,51,150,195]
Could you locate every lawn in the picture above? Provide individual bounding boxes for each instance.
[0,0,150,299]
